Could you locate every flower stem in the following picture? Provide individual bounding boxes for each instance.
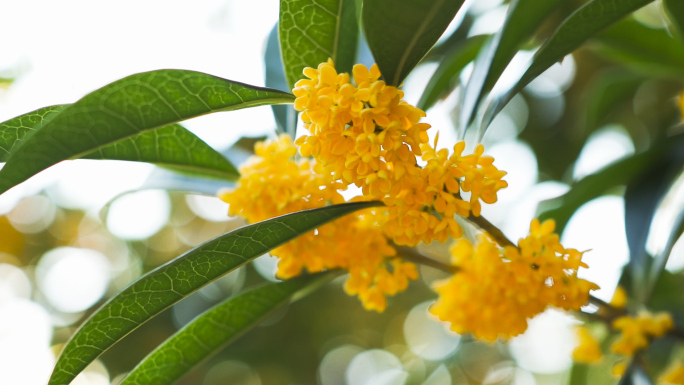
[393,243,459,274]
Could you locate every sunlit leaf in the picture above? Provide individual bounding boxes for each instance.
[0,70,294,196]
[664,0,684,42]
[279,0,358,89]
[417,35,487,111]
[482,0,656,129]
[459,0,562,130]
[362,0,465,86]
[592,18,684,78]
[82,124,239,181]
[0,105,68,162]
[266,23,298,136]
[120,272,335,385]
[48,201,380,385]
[537,134,684,234]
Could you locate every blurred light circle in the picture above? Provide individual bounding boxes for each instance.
[403,301,460,361]
[106,189,171,240]
[186,194,231,222]
[485,140,538,203]
[319,345,363,385]
[509,310,575,374]
[0,263,31,301]
[0,299,54,385]
[203,360,261,385]
[36,247,111,313]
[7,194,56,233]
[422,364,451,385]
[573,125,634,180]
[253,254,280,282]
[346,349,407,385]
[71,360,109,385]
[561,196,629,301]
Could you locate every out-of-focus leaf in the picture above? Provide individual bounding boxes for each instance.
[120,272,335,385]
[423,14,475,62]
[624,157,682,302]
[266,23,298,136]
[362,0,464,86]
[482,0,656,130]
[538,134,684,234]
[0,70,294,196]
[592,18,684,78]
[417,35,487,111]
[0,105,69,162]
[584,69,645,131]
[618,362,653,385]
[82,124,239,181]
[279,0,358,89]
[459,0,562,130]
[664,0,684,42]
[48,201,381,385]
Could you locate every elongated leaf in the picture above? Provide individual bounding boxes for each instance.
[362,0,465,86]
[0,70,294,196]
[266,23,298,136]
[482,0,656,129]
[538,135,684,233]
[82,124,239,181]
[664,0,684,42]
[417,35,487,111]
[279,0,358,89]
[584,69,645,131]
[592,18,684,78]
[48,201,380,385]
[0,105,69,162]
[120,272,335,385]
[459,0,562,130]
[1,106,239,181]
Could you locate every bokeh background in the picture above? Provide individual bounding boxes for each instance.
[1,0,684,384]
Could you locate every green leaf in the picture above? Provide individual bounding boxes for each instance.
[591,18,684,78]
[537,135,684,234]
[417,35,487,111]
[81,124,239,181]
[48,201,380,385]
[120,272,335,385]
[279,0,358,89]
[0,105,69,162]
[362,0,465,86]
[459,0,562,130]
[482,0,656,129]
[664,0,684,42]
[0,70,294,196]
[583,69,645,131]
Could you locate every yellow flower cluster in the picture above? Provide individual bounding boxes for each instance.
[610,311,673,356]
[292,59,507,246]
[219,135,417,311]
[661,362,684,384]
[572,326,602,364]
[430,219,598,341]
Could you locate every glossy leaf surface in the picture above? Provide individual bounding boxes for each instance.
[48,201,380,385]
[0,105,68,162]
[362,0,464,86]
[120,273,335,385]
[279,0,358,89]
[0,70,294,196]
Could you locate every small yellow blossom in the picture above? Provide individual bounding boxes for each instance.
[660,362,684,384]
[430,219,598,341]
[572,326,602,364]
[219,135,417,311]
[611,311,673,356]
[611,286,627,309]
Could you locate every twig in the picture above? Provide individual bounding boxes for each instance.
[393,243,458,274]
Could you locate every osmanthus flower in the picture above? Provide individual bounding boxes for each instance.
[660,361,684,384]
[610,311,673,356]
[293,60,507,246]
[430,219,599,341]
[572,326,602,364]
[218,135,418,311]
